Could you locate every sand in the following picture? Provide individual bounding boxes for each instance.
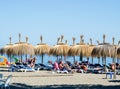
[1,71,120,87]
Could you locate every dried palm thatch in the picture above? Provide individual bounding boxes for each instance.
[8,42,35,56]
[91,35,116,58]
[35,35,51,64]
[73,35,88,56]
[49,35,70,61]
[117,47,120,57]
[116,40,120,58]
[68,35,88,62]
[7,34,35,57]
[0,37,13,55]
[68,37,76,56]
[68,37,76,63]
[35,44,50,55]
[92,45,115,58]
[0,37,14,63]
[111,37,120,59]
[86,38,96,57]
[50,43,70,56]
[50,36,70,56]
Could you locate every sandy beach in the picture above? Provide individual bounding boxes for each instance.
[1,71,120,89]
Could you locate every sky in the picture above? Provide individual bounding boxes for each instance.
[0,0,120,47]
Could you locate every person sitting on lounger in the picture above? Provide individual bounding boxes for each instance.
[30,57,36,68]
[58,61,65,71]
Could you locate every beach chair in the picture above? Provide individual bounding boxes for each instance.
[0,75,12,89]
[17,65,35,72]
[106,72,114,79]
[117,69,120,75]
[57,70,68,74]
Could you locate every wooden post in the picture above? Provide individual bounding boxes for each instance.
[73,56,75,63]
[98,57,100,64]
[113,47,117,79]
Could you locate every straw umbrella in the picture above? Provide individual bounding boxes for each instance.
[68,37,76,63]
[69,35,88,62]
[49,35,70,61]
[74,35,88,62]
[0,37,13,63]
[86,38,96,64]
[111,37,119,79]
[35,35,50,64]
[91,34,116,73]
[117,40,120,60]
[7,34,35,62]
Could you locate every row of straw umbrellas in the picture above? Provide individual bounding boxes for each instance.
[1,34,120,63]
[0,34,120,79]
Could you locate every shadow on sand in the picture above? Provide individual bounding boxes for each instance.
[10,83,120,89]
[108,80,120,82]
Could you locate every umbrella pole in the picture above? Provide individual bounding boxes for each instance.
[112,58,114,63]
[105,57,106,73]
[87,57,89,62]
[113,57,116,79]
[10,55,11,64]
[41,54,44,64]
[98,57,100,64]
[57,55,58,61]
[61,55,62,60]
[10,55,12,65]
[21,56,23,63]
[64,56,67,62]
[92,57,93,64]
[117,58,119,63]
[73,56,75,63]
[79,52,83,62]
[102,57,104,65]
[26,55,27,63]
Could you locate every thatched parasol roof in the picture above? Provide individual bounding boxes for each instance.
[67,37,76,56]
[116,40,120,58]
[86,38,96,57]
[0,37,13,56]
[69,35,88,57]
[7,34,35,56]
[35,35,51,64]
[49,35,70,56]
[35,35,50,55]
[91,35,116,58]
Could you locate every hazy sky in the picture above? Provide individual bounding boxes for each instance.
[0,0,120,47]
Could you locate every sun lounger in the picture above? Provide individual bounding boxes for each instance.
[17,66,35,72]
[117,69,120,75]
[0,75,12,89]
[56,70,68,74]
[106,72,114,79]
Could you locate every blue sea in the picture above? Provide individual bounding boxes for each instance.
[1,54,119,66]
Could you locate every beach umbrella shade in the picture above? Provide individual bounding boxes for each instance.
[68,37,77,63]
[7,34,35,62]
[74,44,88,61]
[35,35,51,64]
[86,38,95,57]
[91,35,116,76]
[116,40,120,58]
[117,47,120,58]
[71,35,88,62]
[91,35,116,57]
[0,37,13,63]
[49,35,70,61]
[86,38,96,64]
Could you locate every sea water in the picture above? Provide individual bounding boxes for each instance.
[3,54,119,66]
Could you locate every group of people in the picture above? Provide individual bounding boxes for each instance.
[48,60,89,73]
